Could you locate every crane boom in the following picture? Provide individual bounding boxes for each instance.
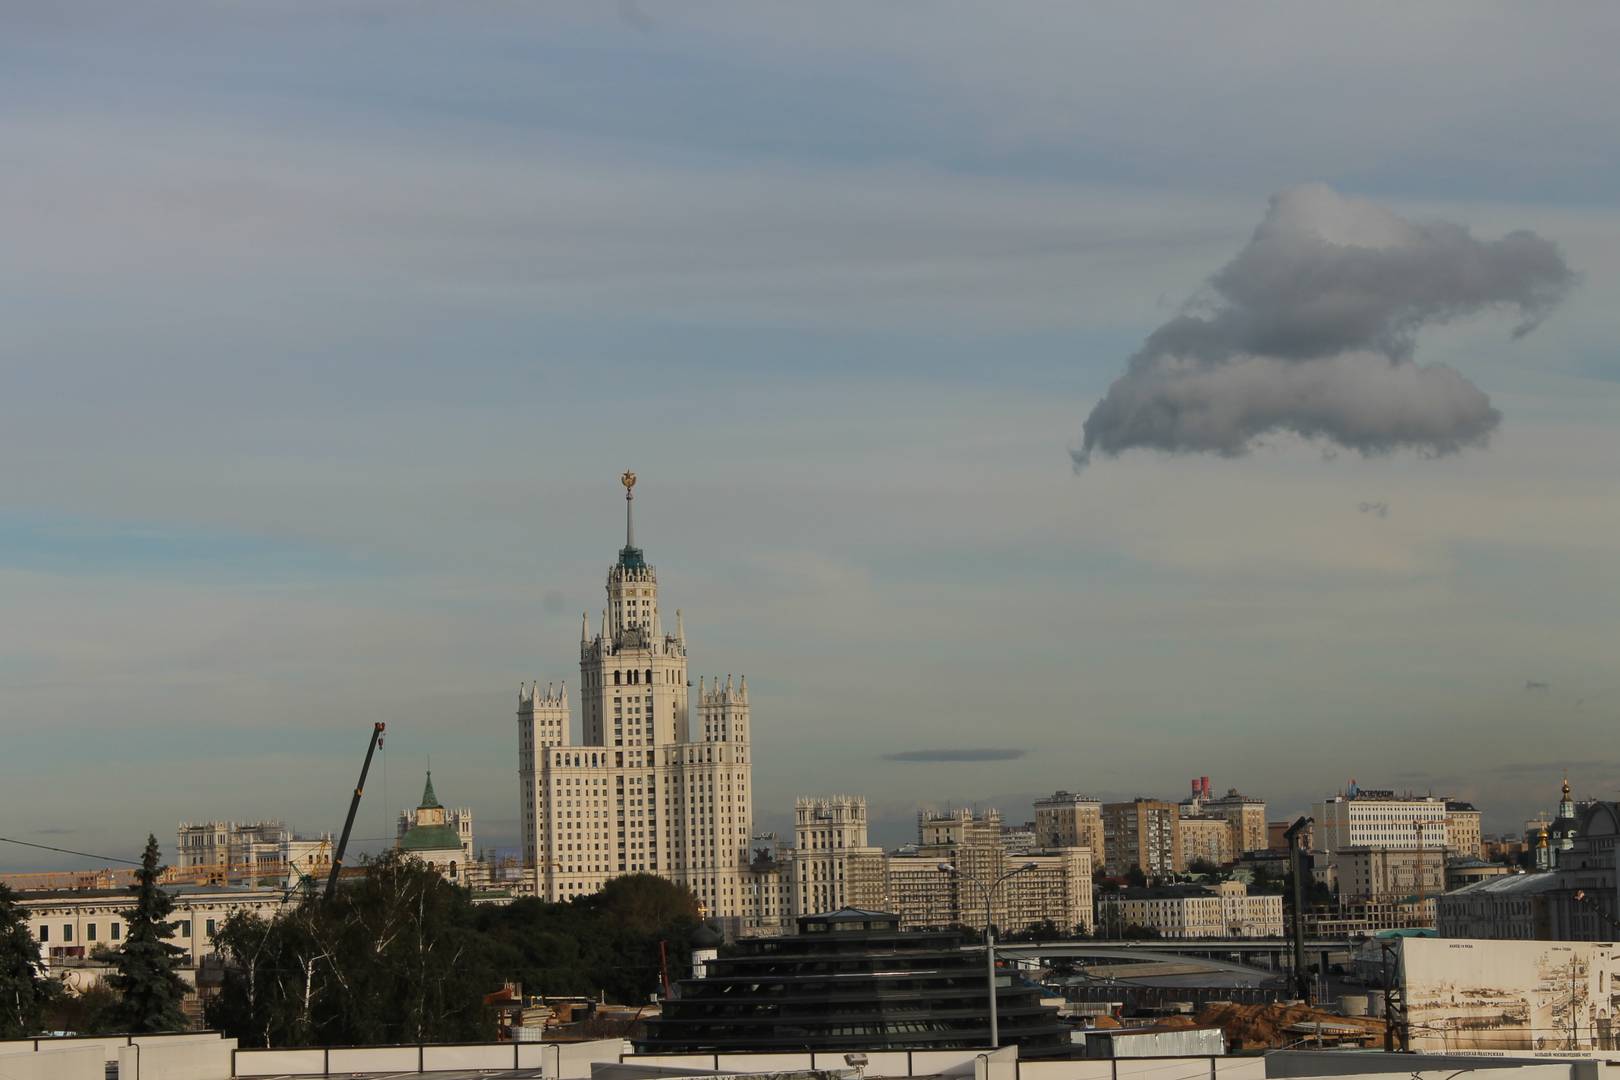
[324,722,386,902]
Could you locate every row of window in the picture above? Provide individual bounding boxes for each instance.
[37,917,218,944]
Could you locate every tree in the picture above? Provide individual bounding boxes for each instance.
[107,835,188,1033]
[209,851,502,1047]
[0,882,58,1037]
[43,984,122,1036]
[1124,865,1147,888]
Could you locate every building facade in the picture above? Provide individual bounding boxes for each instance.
[21,885,287,968]
[1101,799,1182,877]
[1313,787,1448,853]
[1438,799,1619,941]
[1328,846,1446,904]
[516,474,755,922]
[1444,800,1483,859]
[1096,881,1282,939]
[1034,791,1105,866]
[886,808,1093,935]
[640,909,1075,1056]
[1178,814,1236,869]
[786,796,888,919]
[1200,789,1269,855]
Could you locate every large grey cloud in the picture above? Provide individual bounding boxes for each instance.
[1075,184,1575,466]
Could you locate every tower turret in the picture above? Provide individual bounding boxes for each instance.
[698,673,750,745]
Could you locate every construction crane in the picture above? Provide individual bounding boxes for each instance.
[324,722,386,902]
[1283,816,1313,1004]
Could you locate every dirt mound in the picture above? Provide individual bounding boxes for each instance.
[1194,1001,1383,1051]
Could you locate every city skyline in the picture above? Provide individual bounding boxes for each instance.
[5,5,1620,870]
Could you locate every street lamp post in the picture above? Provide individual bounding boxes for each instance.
[939,860,1039,1049]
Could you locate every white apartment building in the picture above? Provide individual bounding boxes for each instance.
[1313,787,1449,853]
[517,474,755,922]
[1097,881,1282,939]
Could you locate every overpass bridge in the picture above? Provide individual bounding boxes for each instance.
[991,939,1359,983]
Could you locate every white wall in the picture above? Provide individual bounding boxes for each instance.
[0,1045,104,1080]
[118,1037,235,1080]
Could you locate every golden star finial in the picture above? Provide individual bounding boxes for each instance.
[621,470,637,490]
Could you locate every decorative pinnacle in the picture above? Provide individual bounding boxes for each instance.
[622,470,637,550]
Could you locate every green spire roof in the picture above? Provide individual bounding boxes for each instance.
[419,771,441,809]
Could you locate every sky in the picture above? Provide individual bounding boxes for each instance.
[4,3,1620,868]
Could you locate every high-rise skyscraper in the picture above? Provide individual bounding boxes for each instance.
[517,473,755,921]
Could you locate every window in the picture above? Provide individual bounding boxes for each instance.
[111,923,121,941]
[179,921,191,936]
[206,919,217,937]
[88,923,98,942]
[38,925,48,943]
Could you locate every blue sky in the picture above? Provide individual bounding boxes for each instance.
[4,3,1620,867]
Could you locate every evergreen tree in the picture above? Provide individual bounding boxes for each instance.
[107,835,188,1032]
[0,882,57,1037]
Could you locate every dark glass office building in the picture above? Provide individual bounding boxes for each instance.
[637,909,1073,1057]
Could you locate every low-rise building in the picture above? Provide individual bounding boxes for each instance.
[1303,899,1435,937]
[1096,881,1281,939]
[18,884,287,968]
[1444,857,1512,892]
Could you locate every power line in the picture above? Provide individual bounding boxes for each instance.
[0,836,143,866]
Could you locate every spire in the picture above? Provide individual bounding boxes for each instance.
[624,470,636,548]
[600,608,608,641]
[581,611,589,645]
[617,471,646,569]
[676,608,685,645]
[420,771,441,809]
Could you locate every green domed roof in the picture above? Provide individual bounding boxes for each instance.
[398,771,461,853]
[399,823,463,852]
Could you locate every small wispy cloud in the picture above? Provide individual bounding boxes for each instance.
[883,748,1027,763]
[1525,679,1551,691]
[1358,501,1389,519]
